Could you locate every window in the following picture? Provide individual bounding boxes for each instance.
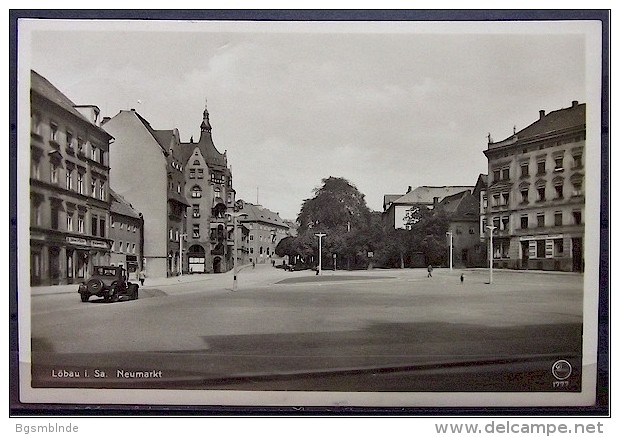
[66,131,73,149]
[78,215,84,233]
[91,179,97,197]
[554,156,564,171]
[91,145,98,161]
[214,187,221,198]
[119,241,124,253]
[50,122,58,141]
[189,169,195,179]
[501,216,509,231]
[537,160,546,175]
[126,242,130,253]
[250,235,254,241]
[120,222,124,230]
[573,153,583,169]
[175,230,179,241]
[51,204,60,230]
[554,239,564,256]
[192,204,200,218]
[520,188,529,203]
[66,251,73,278]
[99,148,105,165]
[573,210,582,225]
[193,160,200,165]
[482,195,487,209]
[169,228,173,241]
[132,243,136,254]
[193,224,200,238]
[32,201,41,227]
[493,169,500,182]
[492,194,500,207]
[77,138,84,154]
[554,211,563,226]
[520,215,528,229]
[77,173,84,194]
[501,192,509,205]
[91,216,98,236]
[572,180,583,196]
[31,112,42,135]
[99,181,105,200]
[67,213,74,232]
[554,183,564,199]
[177,183,181,194]
[50,163,58,184]
[520,162,529,177]
[536,240,546,259]
[197,169,204,179]
[537,186,546,202]
[191,186,202,198]
[31,159,40,180]
[99,218,106,238]
[501,167,510,180]
[492,217,500,230]
[537,213,545,228]
[66,169,73,190]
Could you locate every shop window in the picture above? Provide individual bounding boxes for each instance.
[536,240,546,259]
[66,251,74,278]
[554,239,564,256]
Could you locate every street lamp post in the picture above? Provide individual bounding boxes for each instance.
[315,233,326,275]
[446,231,453,271]
[228,212,247,291]
[486,225,497,284]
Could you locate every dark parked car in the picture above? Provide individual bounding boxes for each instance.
[78,266,139,303]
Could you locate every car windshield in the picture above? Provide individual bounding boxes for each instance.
[94,267,118,276]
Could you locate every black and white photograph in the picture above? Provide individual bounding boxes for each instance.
[12,11,607,414]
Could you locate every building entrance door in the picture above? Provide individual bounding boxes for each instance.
[188,245,206,273]
[521,241,529,269]
[213,257,222,273]
[572,238,583,272]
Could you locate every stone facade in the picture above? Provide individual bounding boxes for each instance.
[29,70,114,285]
[483,101,585,272]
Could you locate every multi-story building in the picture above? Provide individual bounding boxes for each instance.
[473,174,489,239]
[30,70,114,286]
[103,109,190,278]
[177,105,236,274]
[109,189,144,279]
[382,185,474,229]
[239,202,290,265]
[483,101,585,272]
[436,190,486,268]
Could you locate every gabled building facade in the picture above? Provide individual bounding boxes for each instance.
[30,70,114,285]
[383,185,474,230]
[109,189,144,279]
[177,105,236,274]
[239,202,290,265]
[483,101,586,271]
[103,109,190,278]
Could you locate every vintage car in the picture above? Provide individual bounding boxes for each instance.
[78,266,139,303]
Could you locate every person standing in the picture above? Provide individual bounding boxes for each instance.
[427,264,433,278]
[138,270,146,286]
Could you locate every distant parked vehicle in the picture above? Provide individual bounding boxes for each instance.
[78,266,139,303]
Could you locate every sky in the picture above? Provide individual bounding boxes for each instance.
[23,19,593,220]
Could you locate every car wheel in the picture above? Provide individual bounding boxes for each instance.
[86,278,104,295]
[80,292,89,302]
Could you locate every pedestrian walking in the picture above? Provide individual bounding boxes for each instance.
[427,264,433,278]
[460,273,464,284]
[138,270,146,286]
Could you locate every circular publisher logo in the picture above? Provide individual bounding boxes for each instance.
[552,360,572,380]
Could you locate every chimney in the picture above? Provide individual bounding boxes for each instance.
[572,100,579,108]
[539,110,546,119]
[102,116,111,125]
[407,186,412,193]
[130,108,136,112]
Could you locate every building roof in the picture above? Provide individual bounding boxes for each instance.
[178,106,228,169]
[109,189,142,219]
[383,194,403,210]
[437,190,479,222]
[489,101,586,149]
[392,186,473,206]
[239,202,289,229]
[30,70,112,140]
